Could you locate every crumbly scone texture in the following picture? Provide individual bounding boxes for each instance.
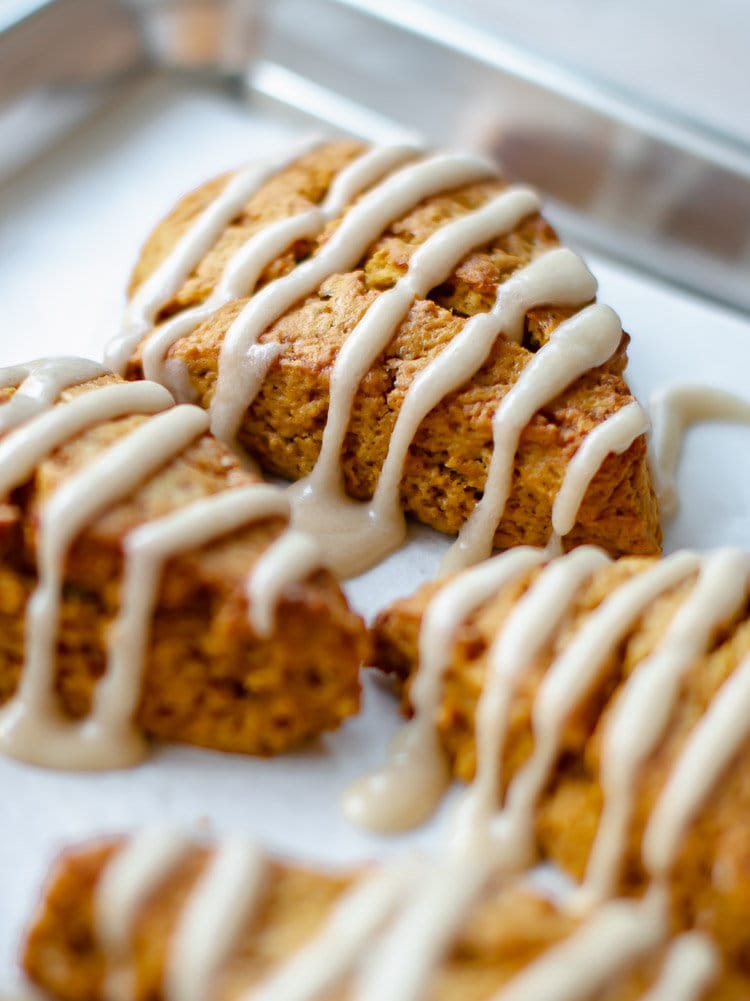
[23,838,748,1001]
[0,375,366,756]
[372,559,750,971]
[124,141,661,559]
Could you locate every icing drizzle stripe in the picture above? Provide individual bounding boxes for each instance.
[0,360,327,770]
[108,143,660,576]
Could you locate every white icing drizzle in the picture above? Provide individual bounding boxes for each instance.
[118,143,654,578]
[452,545,611,858]
[352,857,495,1001]
[246,529,323,637]
[343,547,546,832]
[0,381,175,499]
[643,649,750,878]
[96,844,498,1001]
[488,890,668,1001]
[140,211,323,396]
[344,542,750,965]
[499,551,699,850]
[165,841,266,1001]
[90,485,291,768]
[0,404,211,768]
[0,357,107,431]
[288,187,543,576]
[582,548,748,905]
[348,549,698,846]
[552,400,649,538]
[367,247,596,554]
[105,157,300,375]
[210,151,497,447]
[91,833,716,1001]
[650,384,750,517]
[0,360,323,770]
[88,540,750,1001]
[96,830,192,958]
[246,861,420,1001]
[639,933,719,1001]
[140,144,420,397]
[442,302,624,572]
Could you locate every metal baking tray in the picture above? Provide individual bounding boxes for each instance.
[2,0,749,315]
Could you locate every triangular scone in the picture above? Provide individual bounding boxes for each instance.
[108,141,660,576]
[0,359,365,768]
[369,547,750,965]
[22,834,727,1001]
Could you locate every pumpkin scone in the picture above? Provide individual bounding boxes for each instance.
[21,831,741,1001]
[0,357,365,769]
[106,141,660,577]
[364,546,750,968]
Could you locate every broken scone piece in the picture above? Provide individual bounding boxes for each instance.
[366,546,750,967]
[0,357,365,768]
[107,140,660,576]
[22,832,733,1001]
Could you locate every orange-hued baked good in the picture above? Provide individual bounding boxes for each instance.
[106,141,660,577]
[21,833,739,1001]
[365,545,750,968]
[0,358,365,769]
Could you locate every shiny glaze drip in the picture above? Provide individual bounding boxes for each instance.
[290,237,604,578]
[343,547,547,832]
[639,933,719,1001]
[247,861,418,1001]
[93,837,693,1001]
[96,830,192,955]
[582,548,748,905]
[289,186,544,577]
[90,537,748,999]
[0,403,211,768]
[351,856,495,1001]
[0,357,106,431]
[105,156,299,374]
[210,151,496,448]
[165,841,266,1001]
[551,400,649,539]
[96,830,192,1001]
[347,549,701,855]
[481,552,699,855]
[650,384,750,517]
[116,143,655,578]
[246,529,323,637]
[91,484,291,767]
[452,546,611,857]
[140,144,420,396]
[0,381,174,498]
[349,541,750,945]
[442,302,624,572]
[488,890,668,1001]
[643,649,750,878]
[0,362,327,770]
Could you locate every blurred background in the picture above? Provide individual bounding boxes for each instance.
[427,0,750,143]
[2,0,749,316]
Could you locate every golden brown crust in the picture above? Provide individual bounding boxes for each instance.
[372,561,750,969]
[124,142,661,559]
[0,375,367,755]
[25,838,739,1001]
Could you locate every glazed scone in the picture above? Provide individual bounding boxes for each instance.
[368,546,750,967]
[108,141,660,576]
[0,358,366,767]
[21,833,739,1001]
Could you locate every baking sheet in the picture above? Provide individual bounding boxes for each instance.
[2,72,750,990]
